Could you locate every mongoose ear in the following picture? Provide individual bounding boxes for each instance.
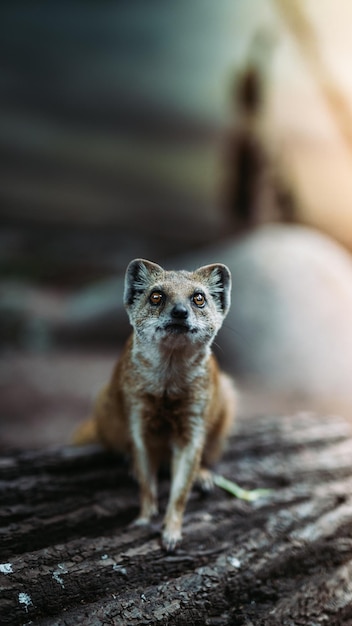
[124,258,164,307]
[195,263,232,316]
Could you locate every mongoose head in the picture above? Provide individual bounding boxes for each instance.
[124,259,231,349]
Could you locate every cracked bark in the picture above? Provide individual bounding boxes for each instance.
[2,412,352,625]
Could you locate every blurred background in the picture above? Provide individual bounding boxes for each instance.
[2,0,352,451]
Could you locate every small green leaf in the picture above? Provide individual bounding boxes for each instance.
[213,474,272,502]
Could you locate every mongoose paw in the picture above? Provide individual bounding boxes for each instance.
[130,516,152,528]
[196,468,214,494]
[130,500,158,528]
[161,527,182,552]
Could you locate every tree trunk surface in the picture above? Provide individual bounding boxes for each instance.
[2,411,352,625]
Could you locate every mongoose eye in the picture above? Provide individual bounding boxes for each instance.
[193,293,206,307]
[149,291,163,305]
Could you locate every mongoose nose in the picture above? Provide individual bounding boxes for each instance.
[171,303,189,319]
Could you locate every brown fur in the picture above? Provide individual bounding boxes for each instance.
[73,259,236,550]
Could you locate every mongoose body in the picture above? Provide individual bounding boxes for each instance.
[73,258,236,550]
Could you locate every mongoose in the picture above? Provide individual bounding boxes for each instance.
[73,258,236,551]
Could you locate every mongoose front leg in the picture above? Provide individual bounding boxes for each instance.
[162,428,205,551]
[129,408,158,525]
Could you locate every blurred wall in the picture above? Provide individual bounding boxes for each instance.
[0,1,248,265]
[2,1,352,283]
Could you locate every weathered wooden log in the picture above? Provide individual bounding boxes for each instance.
[1,411,352,625]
